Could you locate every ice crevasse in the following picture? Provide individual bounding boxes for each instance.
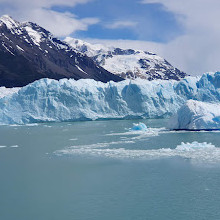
[0,72,220,125]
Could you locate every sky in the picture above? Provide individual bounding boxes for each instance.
[0,0,220,76]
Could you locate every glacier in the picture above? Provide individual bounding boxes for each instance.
[168,100,220,130]
[0,86,20,98]
[0,72,220,125]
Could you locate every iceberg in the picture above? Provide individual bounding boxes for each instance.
[168,100,220,130]
[175,141,215,151]
[131,123,148,131]
[0,72,220,124]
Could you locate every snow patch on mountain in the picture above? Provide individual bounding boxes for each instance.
[76,65,88,75]
[16,45,24,52]
[65,37,187,81]
[0,15,19,30]
[65,37,111,57]
[0,15,76,52]
[101,51,165,79]
[24,26,42,46]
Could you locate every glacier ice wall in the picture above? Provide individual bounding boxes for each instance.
[0,72,220,124]
[168,100,220,130]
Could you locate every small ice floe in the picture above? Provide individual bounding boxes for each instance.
[9,124,22,127]
[25,123,39,127]
[10,145,19,148]
[54,141,220,165]
[69,138,78,141]
[0,145,19,149]
[0,145,7,148]
[175,141,215,151]
[106,123,164,139]
[131,122,148,131]
[44,125,52,128]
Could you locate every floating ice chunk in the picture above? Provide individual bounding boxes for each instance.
[175,141,215,151]
[25,123,39,126]
[168,100,220,130]
[131,122,148,131]
[10,145,19,148]
[0,145,7,148]
[0,145,19,148]
[55,141,220,164]
[69,138,78,141]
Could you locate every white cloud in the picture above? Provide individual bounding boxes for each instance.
[105,20,137,29]
[136,0,220,75]
[69,0,220,76]
[24,9,99,37]
[0,0,99,37]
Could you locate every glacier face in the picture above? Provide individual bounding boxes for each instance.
[0,86,20,98]
[168,100,220,130]
[0,72,220,125]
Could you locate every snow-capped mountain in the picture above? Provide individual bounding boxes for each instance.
[0,15,122,87]
[65,37,187,80]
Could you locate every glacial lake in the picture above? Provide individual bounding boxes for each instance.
[1,119,220,220]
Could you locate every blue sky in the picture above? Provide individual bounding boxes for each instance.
[51,0,183,42]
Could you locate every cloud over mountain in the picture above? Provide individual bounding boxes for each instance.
[0,0,99,37]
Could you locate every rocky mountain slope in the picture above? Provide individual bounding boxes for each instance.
[0,15,122,87]
[65,37,187,80]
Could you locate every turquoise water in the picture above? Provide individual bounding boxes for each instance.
[0,119,220,220]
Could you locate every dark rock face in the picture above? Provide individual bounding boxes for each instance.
[0,15,122,87]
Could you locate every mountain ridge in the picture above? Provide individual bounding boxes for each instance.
[0,15,122,87]
[65,37,187,80]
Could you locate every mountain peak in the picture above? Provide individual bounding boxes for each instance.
[0,14,13,20]
[0,15,122,87]
[65,37,112,57]
[0,15,20,29]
